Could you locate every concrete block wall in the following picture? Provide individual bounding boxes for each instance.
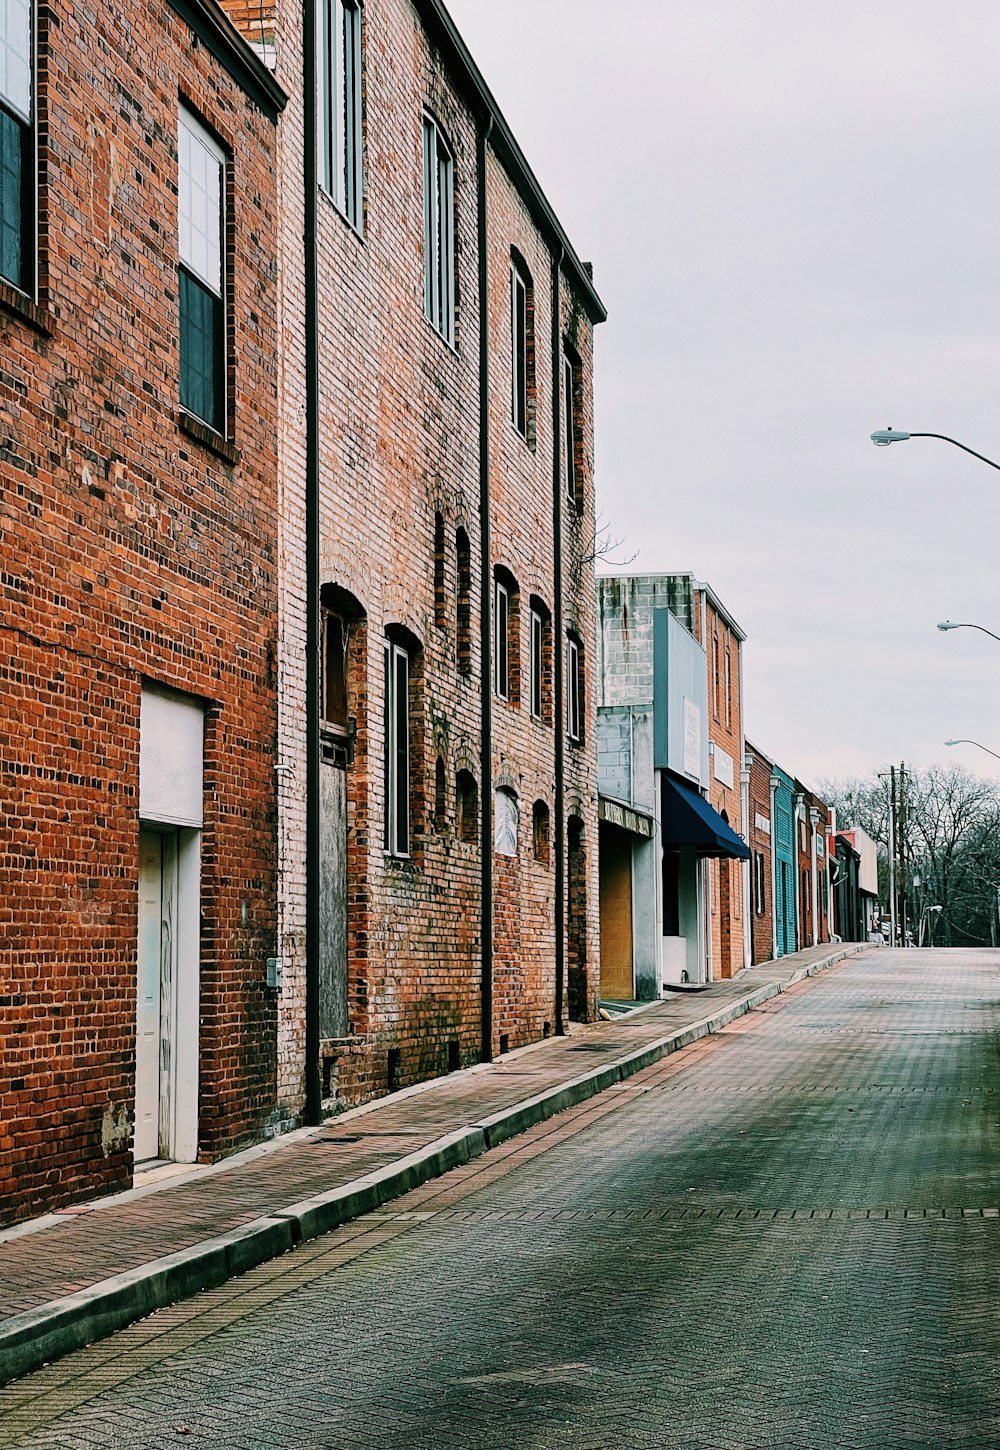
[597,574,695,708]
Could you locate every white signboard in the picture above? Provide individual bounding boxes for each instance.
[140,686,204,827]
[683,698,701,779]
[754,812,771,837]
[713,745,735,790]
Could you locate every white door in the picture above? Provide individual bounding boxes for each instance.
[136,832,162,1161]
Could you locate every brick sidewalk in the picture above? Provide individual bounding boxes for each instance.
[0,943,866,1384]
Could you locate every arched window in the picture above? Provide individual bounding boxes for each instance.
[383,624,422,858]
[528,595,552,725]
[494,565,520,705]
[433,512,446,628]
[434,757,446,833]
[456,527,472,675]
[494,786,519,857]
[532,800,550,865]
[456,770,478,844]
[566,632,584,743]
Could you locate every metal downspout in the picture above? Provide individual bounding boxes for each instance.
[303,0,322,1124]
[550,244,565,1032]
[769,775,780,960]
[478,114,494,1063]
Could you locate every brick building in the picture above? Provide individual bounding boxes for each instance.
[746,740,776,965]
[793,780,832,949]
[690,584,747,978]
[250,0,606,1117]
[596,574,748,996]
[1,0,286,1224]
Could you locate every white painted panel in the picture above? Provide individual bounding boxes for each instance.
[140,687,204,827]
[713,746,735,789]
[135,832,162,1162]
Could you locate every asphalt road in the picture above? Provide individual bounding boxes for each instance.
[3,948,998,1449]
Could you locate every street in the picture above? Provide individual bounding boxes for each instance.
[3,948,998,1449]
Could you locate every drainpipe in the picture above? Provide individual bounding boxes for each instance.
[302,0,321,1124]
[550,243,566,1032]
[793,792,805,950]
[769,774,779,960]
[477,114,494,1064]
[805,806,811,951]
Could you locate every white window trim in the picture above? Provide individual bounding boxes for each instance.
[511,263,527,436]
[567,636,581,742]
[494,581,509,701]
[422,113,454,345]
[318,0,363,230]
[563,352,577,502]
[384,638,410,857]
[529,608,543,719]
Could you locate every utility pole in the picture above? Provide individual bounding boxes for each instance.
[898,762,908,947]
[887,767,897,948]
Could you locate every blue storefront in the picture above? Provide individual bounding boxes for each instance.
[772,766,797,957]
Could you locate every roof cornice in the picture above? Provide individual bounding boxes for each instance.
[168,0,288,121]
[416,0,607,325]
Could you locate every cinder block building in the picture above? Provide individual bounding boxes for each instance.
[253,0,606,1118]
[596,574,748,997]
[0,0,286,1224]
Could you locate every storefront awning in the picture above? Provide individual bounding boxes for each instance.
[661,775,750,860]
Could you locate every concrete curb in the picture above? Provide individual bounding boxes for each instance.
[0,945,863,1388]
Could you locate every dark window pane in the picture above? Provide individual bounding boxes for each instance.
[394,649,409,854]
[383,645,391,851]
[0,107,28,292]
[180,267,224,432]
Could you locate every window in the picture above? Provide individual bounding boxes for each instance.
[318,0,362,229]
[456,527,472,674]
[422,114,454,343]
[567,635,582,742]
[494,787,519,857]
[321,608,348,729]
[563,349,578,503]
[532,800,550,865]
[383,638,410,855]
[434,757,446,833]
[725,644,732,728]
[510,256,535,441]
[178,109,226,434]
[433,512,446,628]
[753,850,766,916]
[494,578,509,700]
[456,770,478,843]
[712,632,720,719]
[0,0,32,294]
[530,607,543,719]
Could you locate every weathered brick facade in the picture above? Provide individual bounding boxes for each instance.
[260,0,604,1117]
[746,741,776,965]
[692,586,746,978]
[0,2,284,1226]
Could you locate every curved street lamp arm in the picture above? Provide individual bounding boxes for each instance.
[946,623,1000,645]
[909,433,1000,473]
[947,739,1000,762]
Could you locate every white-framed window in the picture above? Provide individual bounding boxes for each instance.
[494,787,519,857]
[318,0,362,229]
[383,638,410,856]
[567,636,582,742]
[529,607,543,719]
[422,113,454,344]
[563,351,577,502]
[494,580,509,700]
[0,0,33,295]
[178,108,226,434]
[753,850,766,916]
[511,261,528,436]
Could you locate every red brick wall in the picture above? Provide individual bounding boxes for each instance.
[0,3,280,1225]
[748,749,775,965]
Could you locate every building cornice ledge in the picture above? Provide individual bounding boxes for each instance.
[416,0,607,326]
[168,0,288,120]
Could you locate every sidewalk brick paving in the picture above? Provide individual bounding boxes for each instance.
[0,944,861,1371]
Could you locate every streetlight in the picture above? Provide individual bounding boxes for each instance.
[918,903,943,948]
[937,620,1000,644]
[870,429,1000,472]
[944,738,1000,762]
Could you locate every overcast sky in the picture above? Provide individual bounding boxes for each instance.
[447,0,1000,789]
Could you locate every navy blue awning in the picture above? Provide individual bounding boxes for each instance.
[661,775,750,860]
